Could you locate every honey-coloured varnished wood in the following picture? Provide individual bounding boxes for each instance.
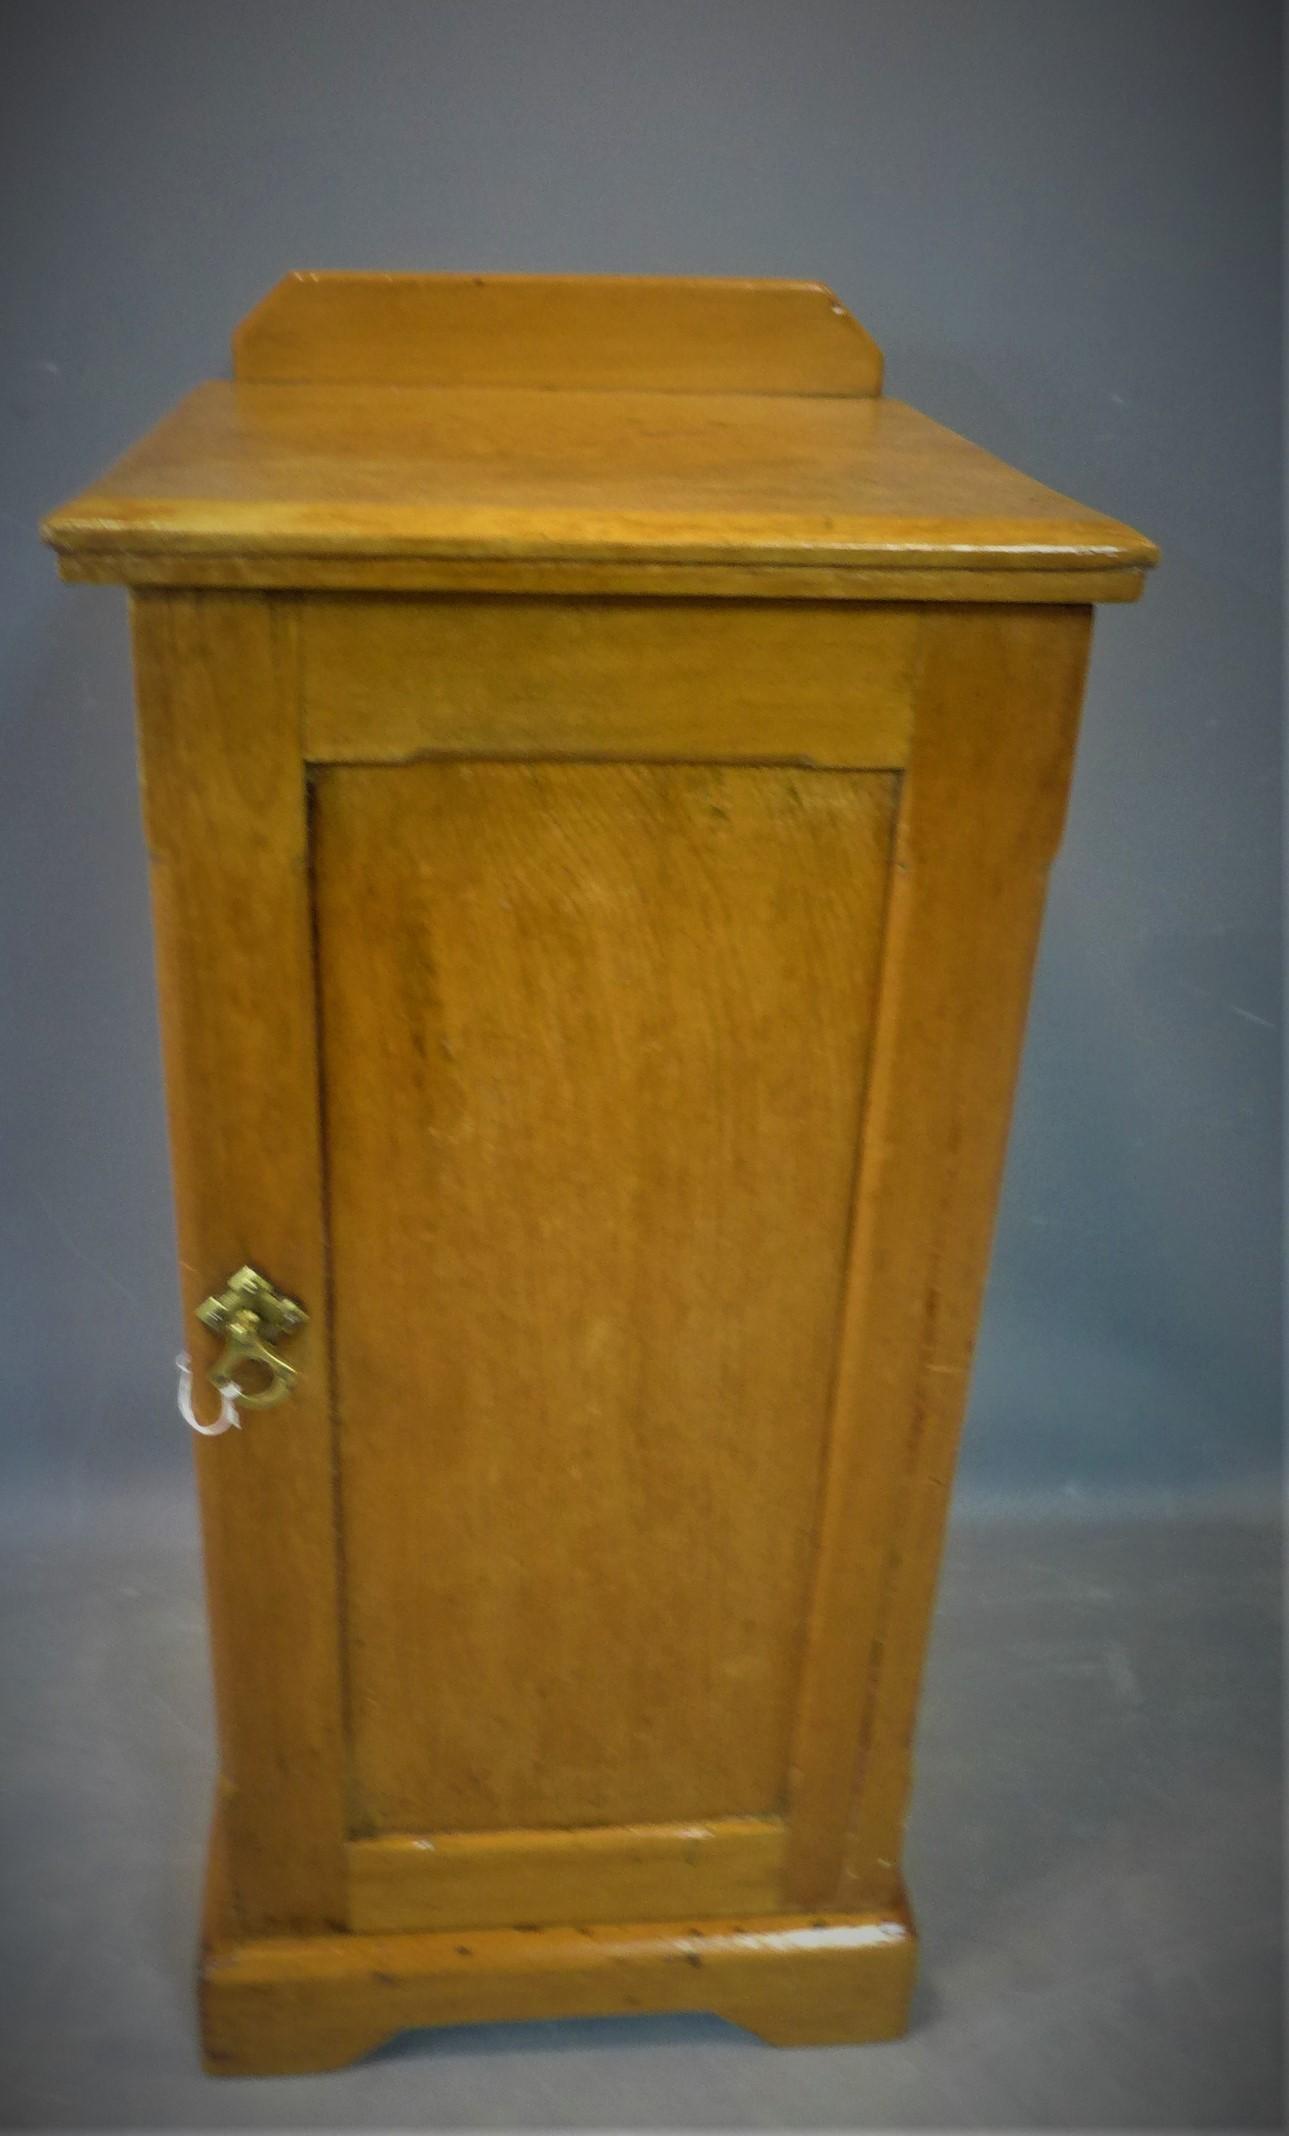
[316,761,896,1844]
[43,274,1155,2074]
[346,1818,789,1935]
[201,1799,917,2074]
[300,596,921,766]
[130,593,347,1934]
[784,605,1092,1908]
[43,382,1155,593]
[233,271,886,395]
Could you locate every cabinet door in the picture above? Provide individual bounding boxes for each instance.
[315,759,897,1931]
[137,593,1087,1940]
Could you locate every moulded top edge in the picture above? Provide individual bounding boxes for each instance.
[42,381,1158,591]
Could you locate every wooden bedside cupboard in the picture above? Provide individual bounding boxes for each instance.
[43,274,1156,2075]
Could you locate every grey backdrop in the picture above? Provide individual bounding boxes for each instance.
[1,0,1280,1532]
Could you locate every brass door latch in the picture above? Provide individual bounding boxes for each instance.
[196,1264,308,1410]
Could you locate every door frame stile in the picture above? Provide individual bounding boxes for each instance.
[783,605,1092,1910]
[131,589,349,1934]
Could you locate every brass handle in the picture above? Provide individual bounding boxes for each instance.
[196,1265,308,1412]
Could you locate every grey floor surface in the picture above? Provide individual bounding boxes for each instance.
[0,1500,1281,2131]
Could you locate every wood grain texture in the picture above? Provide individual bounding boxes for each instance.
[301,596,919,766]
[314,761,897,1839]
[50,547,1150,602]
[202,1911,916,2074]
[201,1802,916,2075]
[130,592,347,1932]
[347,1818,787,1933]
[233,272,885,395]
[42,384,1156,586]
[783,605,1093,1909]
[54,273,1156,2072]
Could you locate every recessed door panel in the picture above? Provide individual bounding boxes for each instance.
[315,760,896,1852]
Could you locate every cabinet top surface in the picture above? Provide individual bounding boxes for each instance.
[42,274,1155,596]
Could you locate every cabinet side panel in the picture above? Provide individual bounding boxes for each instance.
[316,760,897,1837]
[785,605,1092,1906]
[131,592,347,1932]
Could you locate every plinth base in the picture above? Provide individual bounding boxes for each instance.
[201,1851,918,2075]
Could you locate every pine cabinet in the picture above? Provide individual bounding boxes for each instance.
[44,275,1155,2074]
